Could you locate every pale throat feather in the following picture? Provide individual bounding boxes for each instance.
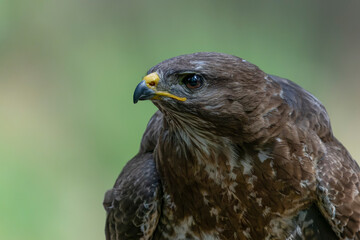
[163,109,239,185]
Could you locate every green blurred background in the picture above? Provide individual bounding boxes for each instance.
[1,1,360,239]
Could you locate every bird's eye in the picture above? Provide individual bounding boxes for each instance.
[182,74,204,89]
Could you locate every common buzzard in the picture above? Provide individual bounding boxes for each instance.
[104,52,360,239]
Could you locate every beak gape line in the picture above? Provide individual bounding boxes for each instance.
[133,72,187,104]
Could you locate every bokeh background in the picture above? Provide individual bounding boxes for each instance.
[1,1,360,239]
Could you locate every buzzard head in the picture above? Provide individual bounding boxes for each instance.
[133,52,284,142]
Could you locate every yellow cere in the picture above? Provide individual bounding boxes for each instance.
[143,72,160,89]
[143,72,187,102]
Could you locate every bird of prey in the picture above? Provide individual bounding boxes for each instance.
[103,52,360,239]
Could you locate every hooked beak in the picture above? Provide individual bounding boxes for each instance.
[133,80,156,103]
[133,72,187,104]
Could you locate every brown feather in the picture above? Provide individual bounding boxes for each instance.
[105,52,360,239]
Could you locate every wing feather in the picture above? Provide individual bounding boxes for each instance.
[103,111,163,240]
[317,139,360,239]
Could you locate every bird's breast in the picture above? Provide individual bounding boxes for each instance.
[155,128,317,239]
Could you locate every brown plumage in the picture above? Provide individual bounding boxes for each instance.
[104,52,360,239]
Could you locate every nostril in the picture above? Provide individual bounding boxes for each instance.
[149,81,156,87]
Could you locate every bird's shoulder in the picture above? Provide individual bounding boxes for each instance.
[103,111,163,240]
[269,74,332,140]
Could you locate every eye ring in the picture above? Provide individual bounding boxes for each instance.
[182,74,204,89]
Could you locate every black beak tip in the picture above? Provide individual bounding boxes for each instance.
[133,81,155,104]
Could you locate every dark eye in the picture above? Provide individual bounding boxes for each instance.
[182,74,204,89]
